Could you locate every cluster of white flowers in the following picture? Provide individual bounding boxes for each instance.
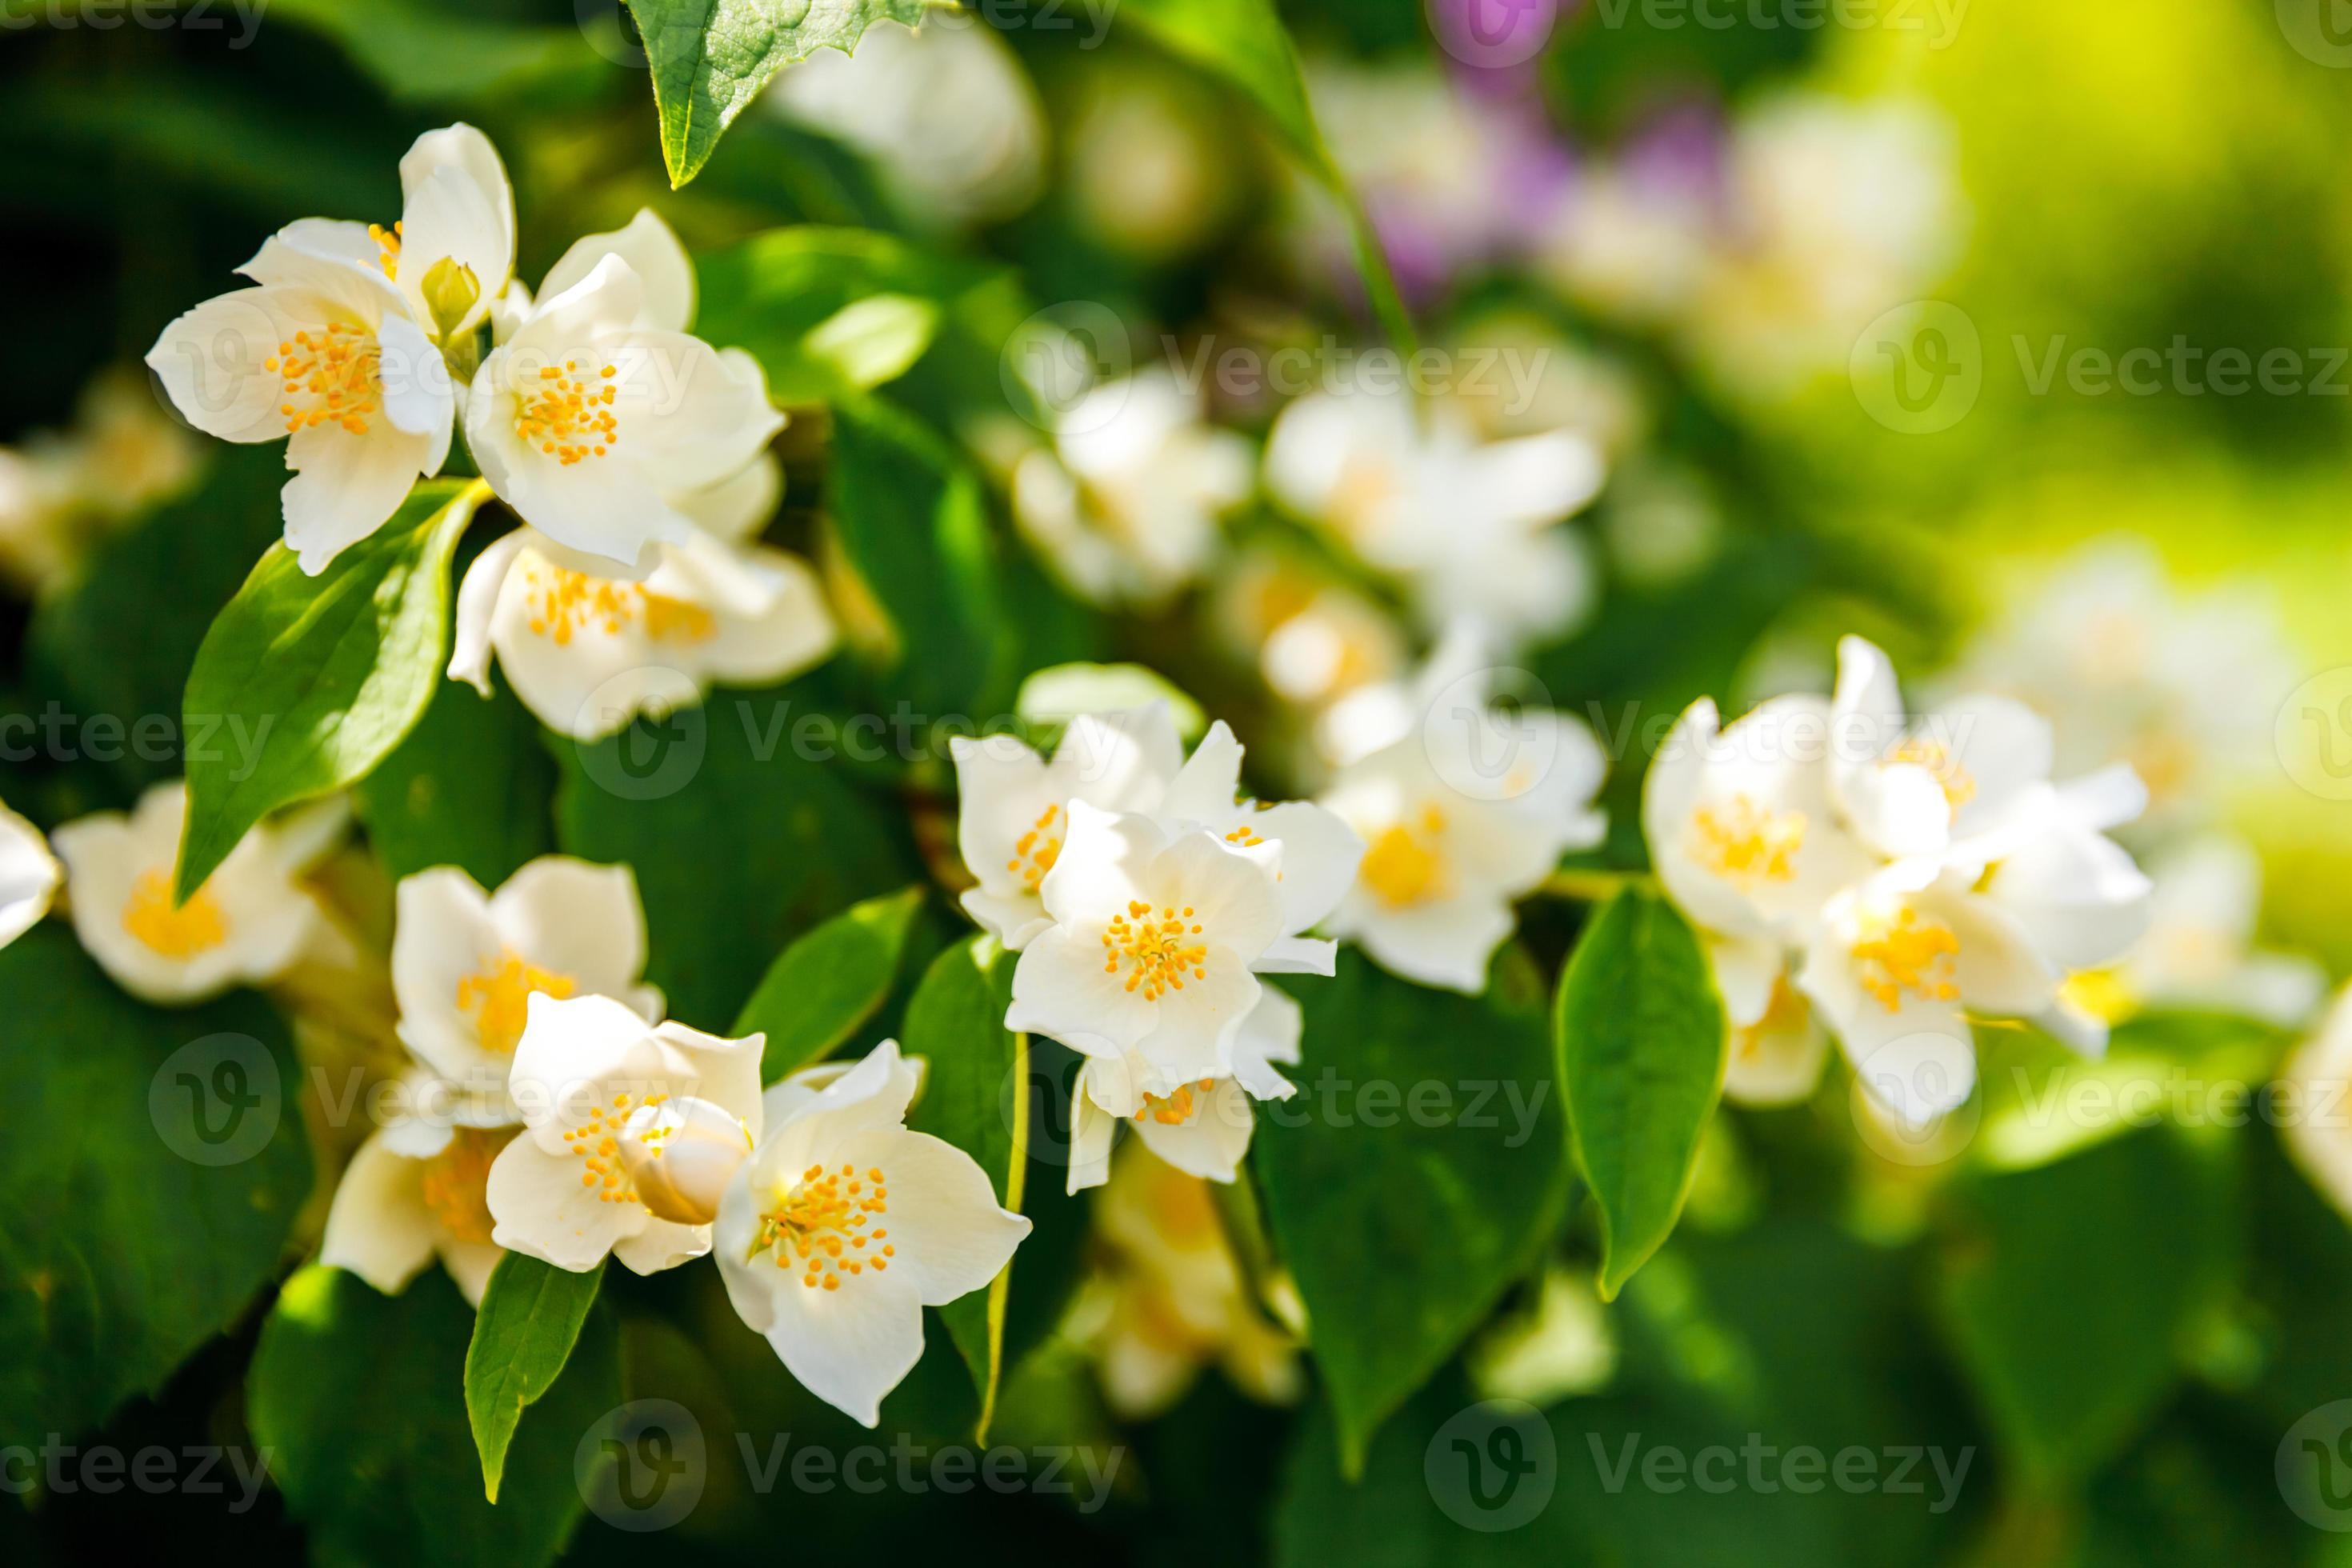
[0,370,202,594]
[1646,635,2157,1127]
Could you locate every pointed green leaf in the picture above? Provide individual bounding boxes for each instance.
[176,478,486,899]
[464,1254,605,1502]
[623,0,957,188]
[734,884,928,1081]
[1253,950,1570,1475]
[1553,886,1726,1301]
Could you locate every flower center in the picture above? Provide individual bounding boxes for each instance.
[122,869,230,958]
[1734,976,1807,1062]
[455,950,577,1056]
[1101,901,1209,1000]
[1134,1078,1218,1126]
[1850,904,1960,1012]
[1686,795,1805,887]
[419,1127,502,1246]
[753,1162,892,1291]
[268,323,381,437]
[1360,806,1447,908]
[561,1089,665,1205]
[367,220,402,279]
[1006,803,1062,892]
[1886,738,1976,811]
[514,360,620,465]
[1327,454,1398,541]
[522,560,716,646]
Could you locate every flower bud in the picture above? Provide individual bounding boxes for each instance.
[421,256,481,342]
[619,1095,750,1226]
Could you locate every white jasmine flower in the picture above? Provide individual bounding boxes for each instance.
[716,1040,1030,1426]
[950,704,1187,951]
[53,782,321,1005]
[390,857,664,1126]
[486,993,764,1274]
[1318,658,1608,994]
[146,233,453,574]
[766,20,1046,228]
[2279,989,2352,1223]
[319,1124,512,1304]
[0,799,60,951]
[1010,369,1253,606]
[336,122,515,343]
[1265,384,1603,651]
[465,210,783,573]
[1063,986,1300,1195]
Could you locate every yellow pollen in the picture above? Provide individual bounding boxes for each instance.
[1850,905,1961,1012]
[1734,976,1808,1062]
[367,219,402,278]
[513,360,621,465]
[1360,805,1448,909]
[418,1127,502,1246]
[122,869,230,959]
[1134,1078,1219,1126]
[274,321,382,436]
[1006,803,1063,892]
[1886,739,1977,811]
[1100,901,1210,1000]
[560,1092,664,1207]
[752,1160,892,1289]
[1686,795,1806,887]
[455,950,577,1055]
[522,558,715,646]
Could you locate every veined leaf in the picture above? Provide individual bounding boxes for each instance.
[624,0,957,188]
[1554,887,1726,1301]
[734,884,928,1081]
[177,479,486,899]
[464,1254,604,1502]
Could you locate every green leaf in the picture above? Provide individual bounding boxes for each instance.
[1114,0,1417,353]
[1016,662,1208,746]
[251,1266,622,1568]
[624,0,956,188]
[352,671,555,888]
[177,478,486,899]
[1253,950,1570,1474]
[1934,1123,2240,1486]
[554,674,922,1027]
[1553,887,1726,1301]
[463,1255,604,1502]
[828,398,1006,716]
[0,926,310,1449]
[265,0,616,108]
[734,884,928,1081]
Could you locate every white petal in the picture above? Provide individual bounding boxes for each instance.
[1047,704,1187,816]
[0,801,61,950]
[738,1247,926,1428]
[144,287,311,442]
[1245,800,1365,938]
[610,1215,714,1274]
[1332,886,1515,994]
[1005,923,1158,1057]
[488,856,655,1008]
[535,209,694,334]
[1066,1078,1118,1194]
[485,1134,639,1272]
[319,1130,435,1294]
[606,328,785,491]
[834,1125,1029,1303]
[398,123,515,334]
[448,529,527,694]
[1131,1078,1254,1183]
[1034,800,1162,927]
[676,451,782,543]
[390,867,513,1095]
[1230,986,1302,1100]
[281,420,438,575]
[1984,826,2154,974]
[1156,720,1245,826]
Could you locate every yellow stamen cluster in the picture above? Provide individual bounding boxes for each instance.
[1223,824,1266,848]
[267,322,380,436]
[368,219,402,278]
[1686,795,1806,887]
[1886,738,1977,811]
[523,562,716,647]
[419,1127,503,1246]
[122,869,230,959]
[1006,803,1062,891]
[514,359,619,465]
[1360,805,1448,909]
[1851,905,1961,1012]
[753,1162,892,1290]
[1135,1078,1218,1126]
[454,950,577,1055]
[1102,901,1208,1000]
[564,1090,666,1204]
[1734,976,1808,1062]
